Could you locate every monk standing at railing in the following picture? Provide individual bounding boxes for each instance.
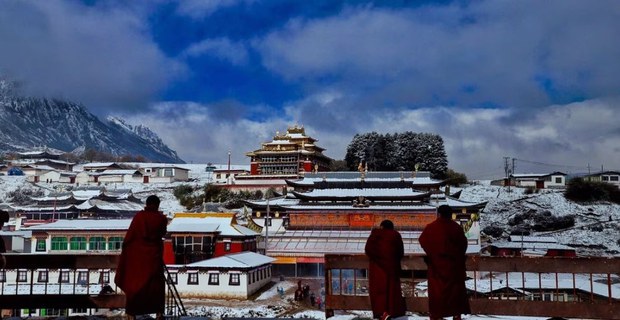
[420,205,470,320]
[115,195,168,320]
[365,219,406,320]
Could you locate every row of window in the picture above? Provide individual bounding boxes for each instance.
[0,270,110,284]
[167,268,271,286]
[259,165,298,175]
[259,156,298,163]
[602,175,620,182]
[38,236,123,252]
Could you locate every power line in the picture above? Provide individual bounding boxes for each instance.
[512,158,589,170]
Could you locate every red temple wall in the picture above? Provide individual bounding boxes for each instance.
[289,211,437,230]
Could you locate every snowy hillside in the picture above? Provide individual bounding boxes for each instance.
[460,184,620,256]
[0,79,183,163]
[1,170,619,256]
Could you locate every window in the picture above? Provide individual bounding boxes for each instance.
[38,270,49,283]
[167,272,178,285]
[229,273,240,286]
[89,237,106,250]
[59,270,70,283]
[51,237,68,251]
[72,308,88,314]
[163,168,173,177]
[603,176,610,181]
[224,242,231,251]
[108,237,123,250]
[36,239,47,252]
[70,237,87,250]
[17,270,28,282]
[99,271,110,284]
[188,273,199,285]
[555,177,562,184]
[77,271,89,284]
[43,309,66,317]
[208,273,219,285]
[0,271,5,282]
[611,176,619,182]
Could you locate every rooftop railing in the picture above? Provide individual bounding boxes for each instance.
[0,253,185,317]
[324,254,620,319]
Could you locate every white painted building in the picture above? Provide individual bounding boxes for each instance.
[75,169,144,185]
[168,251,275,299]
[136,164,190,183]
[511,172,566,189]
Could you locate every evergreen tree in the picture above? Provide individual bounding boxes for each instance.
[343,131,448,177]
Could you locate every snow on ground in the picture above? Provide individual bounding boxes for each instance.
[460,184,620,256]
[2,171,620,255]
[179,279,552,320]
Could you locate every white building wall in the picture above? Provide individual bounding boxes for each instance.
[169,266,272,299]
[545,175,566,188]
[40,171,61,183]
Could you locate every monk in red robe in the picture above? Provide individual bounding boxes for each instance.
[365,220,406,320]
[419,205,470,320]
[115,195,168,320]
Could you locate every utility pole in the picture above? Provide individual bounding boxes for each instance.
[504,157,511,192]
[227,150,231,184]
[264,191,271,256]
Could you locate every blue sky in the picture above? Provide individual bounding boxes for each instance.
[1,0,620,179]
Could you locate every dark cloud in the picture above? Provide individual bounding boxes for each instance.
[0,1,180,114]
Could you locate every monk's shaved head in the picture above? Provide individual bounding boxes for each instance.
[437,205,452,218]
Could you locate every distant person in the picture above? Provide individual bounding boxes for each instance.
[364,220,406,320]
[115,195,168,320]
[419,205,470,320]
[0,210,9,268]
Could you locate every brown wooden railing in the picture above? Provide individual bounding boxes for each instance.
[0,253,186,317]
[324,254,620,319]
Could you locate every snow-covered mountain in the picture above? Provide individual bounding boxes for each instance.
[0,79,184,163]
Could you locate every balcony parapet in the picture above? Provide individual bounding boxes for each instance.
[324,254,620,319]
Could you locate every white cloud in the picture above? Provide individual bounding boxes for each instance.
[255,1,620,110]
[0,1,180,113]
[176,0,254,18]
[183,38,249,65]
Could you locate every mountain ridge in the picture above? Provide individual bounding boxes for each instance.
[0,80,184,163]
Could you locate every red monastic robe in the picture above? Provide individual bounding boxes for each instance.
[365,228,407,318]
[115,205,168,315]
[419,217,471,318]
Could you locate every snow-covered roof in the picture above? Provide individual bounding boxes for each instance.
[76,199,144,211]
[187,251,275,269]
[88,169,142,176]
[291,172,442,185]
[24,219,132,231]
[465,273,620,299]
[293,188,428,198]
[81,162,118,168]
[511,172,566,178]
[283,204,438,211]
[130,163,189,170]
[486,241,576,251]
[168,213,259,237]
[509,235,558,243]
